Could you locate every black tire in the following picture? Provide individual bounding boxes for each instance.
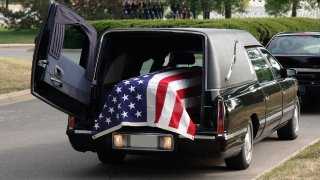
[225,121,253,170]
[277,98,300,140]
[97,150,126,165]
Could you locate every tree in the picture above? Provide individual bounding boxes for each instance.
[0,0,54,29]
[69,0,123,20]
[0,0,123,29]
[166,0,248,19]
[265,0,320,17]
[265,0,291,17]
[211,0,249,18]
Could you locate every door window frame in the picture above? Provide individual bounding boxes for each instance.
[258,48,284,80]
[246,47,275,85]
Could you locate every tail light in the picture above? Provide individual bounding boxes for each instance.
[217,98,225,136]
[68,116,75,130]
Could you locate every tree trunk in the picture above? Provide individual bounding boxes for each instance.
[225,1,232,18]
[291,0,298,17]
[204,11,210,19]
[5,0,9,9]
[202,0,210,19]
[203,10,207,19]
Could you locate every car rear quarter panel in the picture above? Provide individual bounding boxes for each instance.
[222,82,266,141]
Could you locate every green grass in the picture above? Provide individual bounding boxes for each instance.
[258,140,320,180]
[0,58,31,94]
[0,29,38,44]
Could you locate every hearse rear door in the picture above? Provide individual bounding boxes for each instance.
[31,2,97,116]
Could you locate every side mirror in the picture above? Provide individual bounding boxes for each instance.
[281,68,297,78]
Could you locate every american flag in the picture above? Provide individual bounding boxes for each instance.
[92,67,201,140]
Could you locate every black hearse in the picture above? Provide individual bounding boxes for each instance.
[31,2,300,170]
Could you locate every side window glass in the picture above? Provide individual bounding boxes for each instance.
[260,49,282,79]
[61,25,85,67]
[140,59,154,75]
[165,52,203,68]
[247,49,274,84]
[193,53,203,67]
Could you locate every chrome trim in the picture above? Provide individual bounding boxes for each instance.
[179,135,216,140]
[92,34,104,81]
[74,130,92,134]
[225,40,240,82]
[259,117,266,126]
[112,132,174,152]
[225,128,247,140]
[266,110,282,123]
[283,104,295,114]
[294,68,320,73]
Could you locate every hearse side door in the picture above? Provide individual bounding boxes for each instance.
[247,48,283,134]
[259,49,296,124]
[31,2,98,116]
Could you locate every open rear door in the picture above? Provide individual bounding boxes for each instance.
[31,2,97,116]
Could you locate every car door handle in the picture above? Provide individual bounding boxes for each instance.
[50,77,63,87]
[54,66,64,78]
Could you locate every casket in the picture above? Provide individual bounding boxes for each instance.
[92,67,201,140]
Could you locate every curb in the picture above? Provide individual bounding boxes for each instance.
[254,137,320,179]
[0,89,34,106]
[0,44,35,48]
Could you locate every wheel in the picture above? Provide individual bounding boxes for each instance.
[277,98,300,140]
[97,150,126,165]
[225,121,253,170]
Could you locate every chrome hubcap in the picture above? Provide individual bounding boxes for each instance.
[244,124,253,163]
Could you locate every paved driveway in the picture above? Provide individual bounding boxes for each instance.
[0,99,319,179]
[0,47,33,60]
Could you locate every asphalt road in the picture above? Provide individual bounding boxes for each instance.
[0,47,81,62]
[0,47,34,60]
[0,99,320,180]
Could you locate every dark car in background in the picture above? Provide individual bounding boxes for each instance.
[267,32,320,101]
[31,2,300,170]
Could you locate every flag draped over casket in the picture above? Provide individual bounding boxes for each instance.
[92,67,201,140]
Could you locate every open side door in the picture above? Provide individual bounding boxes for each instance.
[31,2,97,116]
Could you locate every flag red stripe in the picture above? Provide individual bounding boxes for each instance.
[176,86,201,100]
[168,96,184,129]
[187,118,196,136]
[154,71,201,123]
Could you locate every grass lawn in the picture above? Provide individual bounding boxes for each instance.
[0,29,38,44]
[258,140,320,179]
[0,58,31,94]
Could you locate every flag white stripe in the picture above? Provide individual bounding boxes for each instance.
[177,109,191,135]
[158,76,201,127]
[146,68,199,123]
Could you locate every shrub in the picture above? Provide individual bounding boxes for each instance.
[64,18,320,48]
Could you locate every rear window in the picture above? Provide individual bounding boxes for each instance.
[100,33,204,85]
[267,35,320,55]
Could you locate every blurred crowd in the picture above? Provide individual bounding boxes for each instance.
[169,3,196,19]
[123,1,165,19]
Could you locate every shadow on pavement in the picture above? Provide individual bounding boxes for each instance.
[81,156,230,179]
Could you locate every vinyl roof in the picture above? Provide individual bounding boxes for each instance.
[105,28,262,47]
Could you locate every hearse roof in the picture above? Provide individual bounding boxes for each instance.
[104,28,262,48]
